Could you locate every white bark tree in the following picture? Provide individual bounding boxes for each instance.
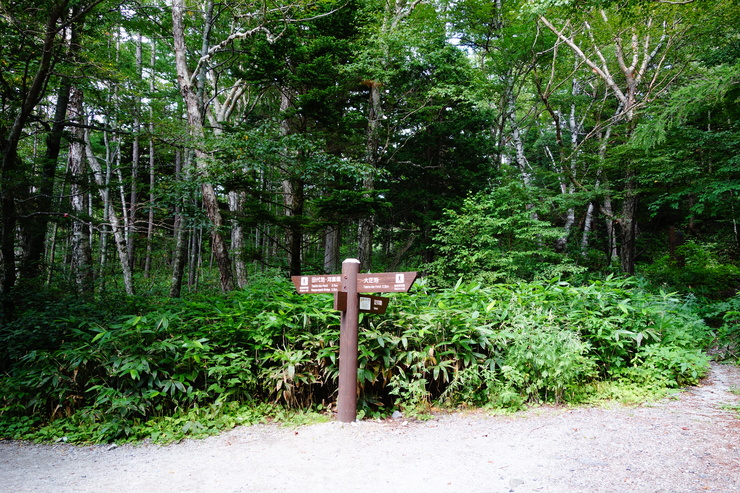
[85,128,135,296]
[172,0,235,291]
[538,5,692,272]
[68,87,93,294]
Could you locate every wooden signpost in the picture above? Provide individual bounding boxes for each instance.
[291,259,417,422]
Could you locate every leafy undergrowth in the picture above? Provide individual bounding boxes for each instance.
[0,275,721,443]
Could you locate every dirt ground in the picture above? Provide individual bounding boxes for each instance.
[1,363,738,493]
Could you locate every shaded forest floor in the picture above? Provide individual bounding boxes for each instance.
[1,363,738,493]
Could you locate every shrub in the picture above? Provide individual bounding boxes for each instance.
[641,241,740,298]
[429,182,584,284]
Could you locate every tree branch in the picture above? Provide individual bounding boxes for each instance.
[540,15,628,105]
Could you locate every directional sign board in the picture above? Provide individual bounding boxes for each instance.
[291,275,343,294]
[292,271,416,294]
[359,294,389,314]
[357,272,417,293]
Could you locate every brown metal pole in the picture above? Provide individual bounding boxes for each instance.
[337,258,360,422]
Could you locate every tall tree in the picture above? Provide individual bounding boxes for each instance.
[0,0,103,316]
[67,87,94,293]
[171,0,234,291]
[536,0,713,273]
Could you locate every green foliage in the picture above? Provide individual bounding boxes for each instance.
[633,345,710,387]
[0,275,340,442]
[701,293,740,362]
[0,275,715,442]
[632,62,740,149]
[501,326,595,403]
[640,241,740,298]
[430,182,584,283]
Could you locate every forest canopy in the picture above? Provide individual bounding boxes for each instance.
[0,0,738,301]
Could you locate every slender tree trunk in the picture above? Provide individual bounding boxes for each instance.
[188,227,202,289]
[97,126,114,285]
[144,138,155,277]
[555,78,583,251]
[603,196,619,264]
[127,35,143,274]
[46,158,71,287]
[732,191,739,251]
[144,40,156,278]
[504,77,535,188]
[169,213,188,297]
[388,233,416,271]
[46,222,59,286]
[229,191,248,288]
[278,90,305,276]
[282,178,304,276]
[97,179,109,288]
[324,225,340,274]
[619,175,638,274]
[85,128,134,295]
[114,139,130,257]
[358,80,382,271]
[581,200,596,254]
[68,87,93,294]
[169,150,188,297]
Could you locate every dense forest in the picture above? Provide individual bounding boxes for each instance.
[1,0,739,442]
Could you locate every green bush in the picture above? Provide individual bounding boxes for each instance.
[429,182,585,284]
[634,345,710,387]
[701,292,740,362]
[641,241,740,298]
[501,326,595,403]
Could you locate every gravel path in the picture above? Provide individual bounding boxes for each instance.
[1,363,739,493]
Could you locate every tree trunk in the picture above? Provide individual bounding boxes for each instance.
[324,225,340,274]
[602,196,619,264]
[229,191,248,288]
[581,200,595,255]
[277,89,305,276]
[127,35,143,274]
[188,227,202,289]
[169,219,188,298]
[732,192,739,252]
[85,128,134,295]
[144,40,156,278]
[555,77,583,251]
[68,87,93,294]
[172,0,233,291]
[169,150,187,298]
[358,80,383,271]
[282,178,304,277]
[504,77,535,189]
[619,176,638,275]
[357,209,374,272]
